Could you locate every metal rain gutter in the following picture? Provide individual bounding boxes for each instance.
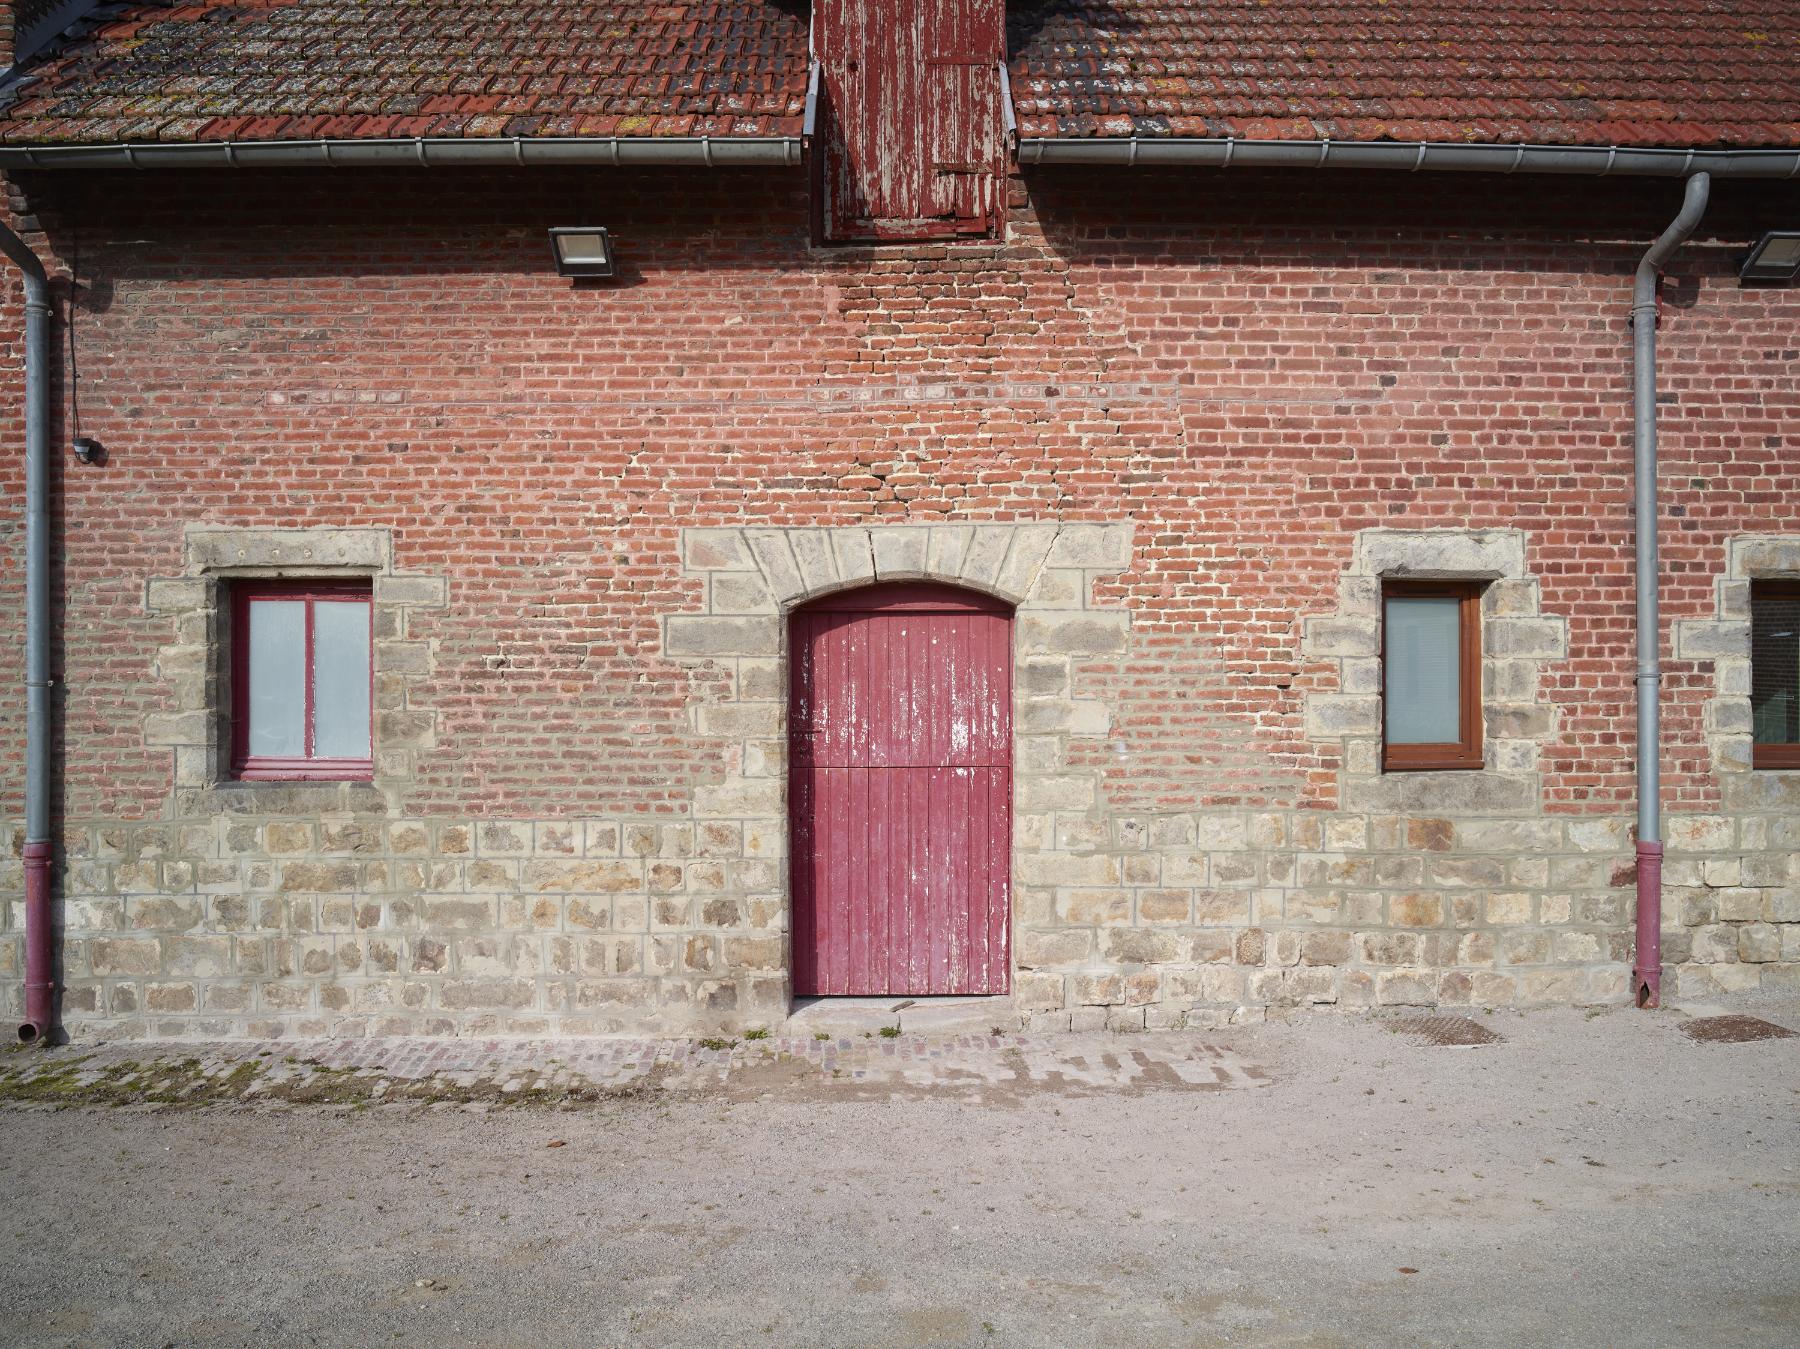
[1629,171,1711,1010]
[0,135,804,170]
[0,220,53,1042]
[1018,137,1800,178]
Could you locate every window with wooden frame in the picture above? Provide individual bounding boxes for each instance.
[1751,579,1800,770]
[1381,580,1483,772]
[230,580,373,781]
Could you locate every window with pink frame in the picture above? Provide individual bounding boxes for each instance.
[230,580,373,780]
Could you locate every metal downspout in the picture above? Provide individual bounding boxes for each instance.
[0,220,52,1042]
[1630,171,1710,1010]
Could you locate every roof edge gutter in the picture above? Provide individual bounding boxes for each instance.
[1019,137,1800,178]
[7,135,1796,178]
[0,135,804,170]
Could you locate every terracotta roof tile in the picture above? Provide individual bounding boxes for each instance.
[2,1,1797,151]
[1006,0,1800,147]
[0,0,809,144]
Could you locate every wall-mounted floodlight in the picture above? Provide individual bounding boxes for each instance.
[1740,231,1800,283]
[549,227,615,279]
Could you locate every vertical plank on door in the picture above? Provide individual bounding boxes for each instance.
[791,583,1012,996]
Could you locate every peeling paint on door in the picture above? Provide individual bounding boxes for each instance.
[814,0,1007,243]
[791,582,1013,995]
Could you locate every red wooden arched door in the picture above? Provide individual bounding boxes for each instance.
[790,583,1013,996]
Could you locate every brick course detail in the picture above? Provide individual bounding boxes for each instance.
[2,166,1798,1037]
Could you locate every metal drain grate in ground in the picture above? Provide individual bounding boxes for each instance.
[1679,1014,1798,1045]
[1386,1015,1504,1046]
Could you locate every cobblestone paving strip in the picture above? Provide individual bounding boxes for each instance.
[0,1033,1270,1109]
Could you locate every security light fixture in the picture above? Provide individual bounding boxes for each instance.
[549,227,615,279]
[1739,231,1800,283]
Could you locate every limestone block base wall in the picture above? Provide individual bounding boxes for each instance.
[4,802,1795,1038]
[6,509,1799,1037]
[1010,804,1800,1031]
[3,809,789,1038]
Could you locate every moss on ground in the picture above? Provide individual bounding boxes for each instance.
[0,1052,662,1112]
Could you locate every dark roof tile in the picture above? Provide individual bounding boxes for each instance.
[0,0,809,143]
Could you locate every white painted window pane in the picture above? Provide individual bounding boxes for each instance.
[313,600,371,759]
[1386,596,1462,744]
[248,600,306,758]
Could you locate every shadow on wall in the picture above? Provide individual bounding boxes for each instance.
[21,164,1800,297]
[1022,167,1800,288]
[21,166,813,284]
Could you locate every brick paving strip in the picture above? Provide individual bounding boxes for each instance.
[0,1033,1270,1108]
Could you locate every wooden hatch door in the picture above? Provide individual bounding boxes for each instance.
[790,582,1012,995]
[813,0,1007,242]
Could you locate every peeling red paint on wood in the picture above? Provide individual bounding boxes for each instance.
[815,0,1006,243]
[791,583,1012,995]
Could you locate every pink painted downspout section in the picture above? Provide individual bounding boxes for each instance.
[21,840,53,1041]
[1632,841,1664,1008]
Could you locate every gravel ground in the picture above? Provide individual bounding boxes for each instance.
[1,1001,1795,1348]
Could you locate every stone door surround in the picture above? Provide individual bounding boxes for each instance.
[669,520,1137,991]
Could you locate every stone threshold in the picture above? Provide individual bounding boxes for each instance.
[784,994,1021,1037]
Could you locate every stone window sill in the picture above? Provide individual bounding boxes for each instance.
[1382,762,1488,775]
[194,780,387,815]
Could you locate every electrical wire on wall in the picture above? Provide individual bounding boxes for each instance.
[65,219,99,464]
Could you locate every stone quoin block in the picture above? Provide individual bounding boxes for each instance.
[663,616,781,658]
[1019,611,1129,656]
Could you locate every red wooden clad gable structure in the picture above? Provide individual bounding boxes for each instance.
[790,583,1013,995]
[813,0,1007,243]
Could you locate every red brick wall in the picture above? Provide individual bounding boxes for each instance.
[0,165,1796,824]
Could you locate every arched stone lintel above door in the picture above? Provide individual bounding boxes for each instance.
[668,522,1136,1010]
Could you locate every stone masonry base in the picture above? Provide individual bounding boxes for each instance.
[5,798,1795,1040]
